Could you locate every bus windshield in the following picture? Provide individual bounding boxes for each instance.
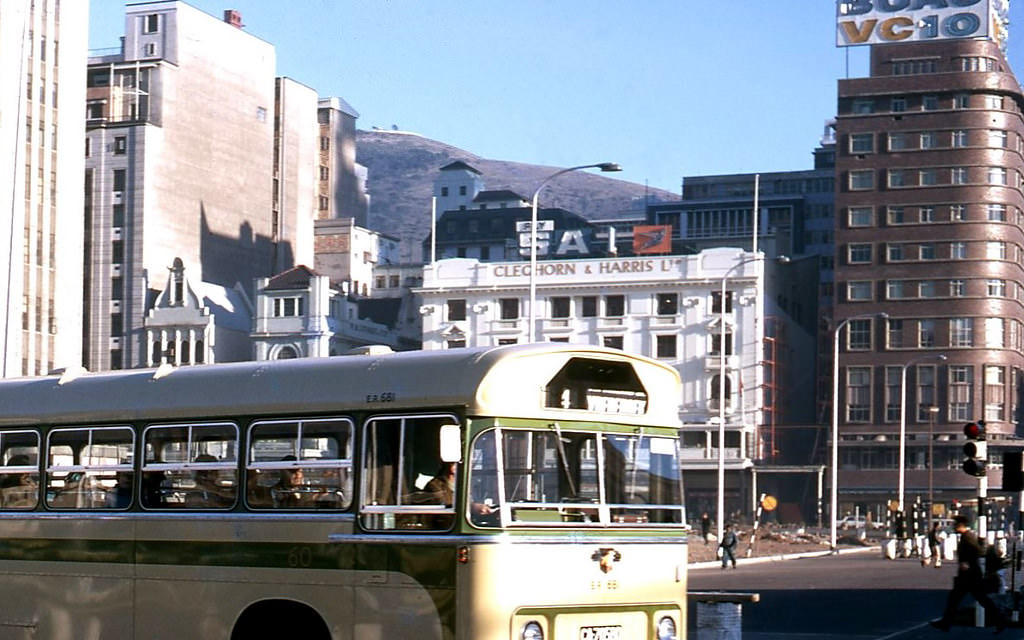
[468,426,683,527]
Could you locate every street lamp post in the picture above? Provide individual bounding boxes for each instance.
[830,311,888,552]
[928,405,939,515]
[898,354,946,513]
[527,163,621,342]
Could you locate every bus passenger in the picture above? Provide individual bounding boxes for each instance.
[0,455,37,508]
[424,462,455,506]
[272,456,307,508]
[189,454,234,508]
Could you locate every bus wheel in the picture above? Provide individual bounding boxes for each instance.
[231,599,330,640]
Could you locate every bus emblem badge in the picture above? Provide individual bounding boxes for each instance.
[592,548,621,574]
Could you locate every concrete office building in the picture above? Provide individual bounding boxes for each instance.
[833,4,1023,518]
[84,2,322,370]
[0,0,88,377]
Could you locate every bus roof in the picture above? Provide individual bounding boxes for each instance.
[0,344,682,428]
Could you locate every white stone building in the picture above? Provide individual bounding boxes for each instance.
[416,247,814,515]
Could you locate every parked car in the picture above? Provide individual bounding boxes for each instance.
[838,515,882,530]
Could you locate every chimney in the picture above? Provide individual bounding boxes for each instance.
[224,9,243,29]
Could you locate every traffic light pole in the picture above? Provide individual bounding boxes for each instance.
[976,474,988,629]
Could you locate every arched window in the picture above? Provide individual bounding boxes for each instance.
[709,374,732,411]
[276,346,298,360]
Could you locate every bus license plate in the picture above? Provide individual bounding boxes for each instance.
[579,626,621,640]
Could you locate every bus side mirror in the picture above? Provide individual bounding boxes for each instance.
[439,424,462,463]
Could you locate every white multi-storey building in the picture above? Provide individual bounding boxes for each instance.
[416,247,815,516]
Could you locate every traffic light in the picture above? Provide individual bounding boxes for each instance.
[962,420,987,477]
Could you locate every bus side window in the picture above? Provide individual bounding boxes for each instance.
[141,422,238,510]
[0,430,40,510]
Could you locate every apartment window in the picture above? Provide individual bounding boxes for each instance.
[113,136,127,155]
[847,281,872,301]
[113,169,126,192]
[848,206,873,227]
[984,365,1005,422]
[143,14,159,34]
[580,296,597,318]
[499,298,519,320]
[655,335,677,359]
[710,291,733,314]
[603,336,623,350]
[920,244,935,260]
[922,95,939,110]
[990,130,1009,148]
[950,279,965,297]
[388,275,400,288]
[887,318,904,348]
[919,281,936,298]
[850,133,874,153]
[273,297,303,317]
[885,367,901,422]
[849,170,874,190]
[986,317,1005,349]
[951,167,968,185]
[920,169,938,186]
[656,293,678,316]
[951,317,974,347]
[919,319,936,347]
[852,100,874,114]
[318,197,328,211]
[952,130,968,147]
[447,299,466,321]
[948,365,974,422]
[919,132,936,149]
[954,94,970,109]
[458,186,467,196]
[710,330,733,357]
[989,167,1008,185]
[984,94,1004,109]
[550,297,570,318]
[919,206,934,222]
[446,339,466,349]
[887,280,906,299]
[319,137,329,151]
[887,244,905,262]
[319,166,329,181]
[950,204,966,221]
[848,318,872,350]
[987,204,1007,221]
[887,207,905,224]
[848,243,872,264]
[988,279,1007,297]
[887,170,909,188]
[891,97,908,112]
[987,241,1007,260]
[440,187,449,197]
[846,367,872,422]
[916,366,938,420]
[605,295,625,317]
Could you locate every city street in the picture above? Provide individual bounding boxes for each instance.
[687,550,1024,639]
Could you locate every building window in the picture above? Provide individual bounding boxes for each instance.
[887,170,909,188]
[985,94,1004,109]
[919,319,936,348]
[919,132,936,149]
[580,296,597,318]
[440,187,449,197]
[849,170,874,190]
[987,241,1007,260]
[920,244,935,260]
[886,280,905,299]
[113,136,127,155]
[850,133,874,153]
[446,299,466,321]
[948,365,974,422]
[988,279,1006,297]
[848,206,873,227]
[954,94,970,109]
[920,169,938,186]
[446,338,466,349]
[987,204,1007,221]
[990,130,1009,148]
[916,366,937,420]
[710,330,733,357]
[984,365,1005,422]
[919,281,937,298]
[458,186,467,196]
[848,243,871,264]
[550,297,570,318]
[986,317,1005,349]
[847,318,872,350]
[950,279,966,296]
[891,97,907,112]
[852,100,874,114]
[603,336,623,350]
[656,293,678,316]
[951,317,974,347]
[499,298,519,320]
[143,14,159,33]
[318,197,328,211]
[605,295,625,317]
[989,167,1008,185]
[887,244,904,262]
[885,366,901,422]
[710,291,733,314]
[922,95,939,110]
[919,206,934,222]
[950,204,966,221]
[887,132,909,151]
[273,297,304,317]
[320,137,329,151]
[846,367,872,422]
[655,335,677,359]
[952,130,968,147]
[847,281,872,301]
[887,206,905,224]
[887,318,904,348]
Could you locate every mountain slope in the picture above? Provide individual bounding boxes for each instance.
[356,129,678,257]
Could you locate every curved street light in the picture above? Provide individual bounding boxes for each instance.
[527,163,621,342]
[830,311,888,552]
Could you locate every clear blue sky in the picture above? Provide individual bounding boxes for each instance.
[89,1,1024,195]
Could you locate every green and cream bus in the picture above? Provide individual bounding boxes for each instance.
[0,343,687,639]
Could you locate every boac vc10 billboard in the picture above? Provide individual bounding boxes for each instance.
[836,0,1009,48]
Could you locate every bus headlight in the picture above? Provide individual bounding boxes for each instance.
[656,616,677,640]
[521,620,544,640]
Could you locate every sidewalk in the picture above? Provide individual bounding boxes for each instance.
[688,543,877,570]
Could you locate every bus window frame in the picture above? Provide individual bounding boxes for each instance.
[358,412,461,532]
[45,425,135,511]
[245,416,354,511]
[0,430,40,510]
[140,421,239,510]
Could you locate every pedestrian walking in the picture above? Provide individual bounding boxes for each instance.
[700,512,711,545]
[923,521,943,568]
[719,523,738,569]
[930,515,1009,633]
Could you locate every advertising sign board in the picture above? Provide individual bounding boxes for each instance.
[836,0,996,47]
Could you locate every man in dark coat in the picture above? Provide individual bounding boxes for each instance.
[930,515,1009,633]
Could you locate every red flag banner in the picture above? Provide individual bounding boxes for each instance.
[632,225,672,254]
